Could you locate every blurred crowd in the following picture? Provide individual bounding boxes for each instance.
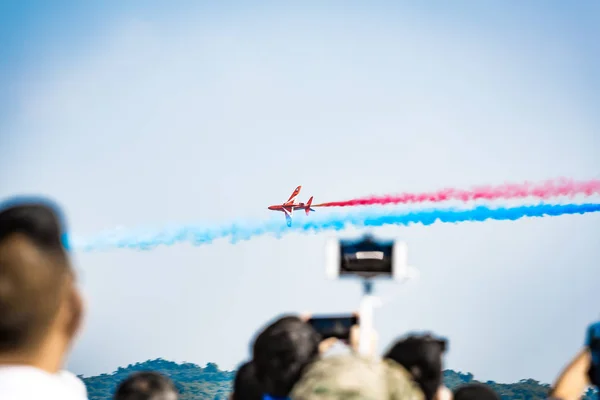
[0,200,596,400]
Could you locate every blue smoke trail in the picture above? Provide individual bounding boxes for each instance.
[64,202,600,252]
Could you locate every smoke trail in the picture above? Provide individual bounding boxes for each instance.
[66,203,600,252]
[314,178,600,207]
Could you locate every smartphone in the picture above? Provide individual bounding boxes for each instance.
[325,234,410,281]
[307,314,359,341]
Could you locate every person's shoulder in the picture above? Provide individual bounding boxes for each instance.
[57,370,88,399]
[0,367,88,400]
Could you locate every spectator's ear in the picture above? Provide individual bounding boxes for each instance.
[59,277,85,343]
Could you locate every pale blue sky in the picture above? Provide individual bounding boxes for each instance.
[1,0,599,385]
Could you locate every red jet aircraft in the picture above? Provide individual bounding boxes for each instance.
[268,185,316,227]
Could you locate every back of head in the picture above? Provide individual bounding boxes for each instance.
[232,361,262,400]
[114,371,179,400]
[252,315,321,397]
[384,334,446,400]
[290,353,425,400]
[0,200,74,354]
[453,383,499,400]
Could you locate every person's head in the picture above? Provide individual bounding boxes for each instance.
[252,315,321,398]
[453,383,499,400]
[0,200,83,372]
[114,371,179,400]
[290,354,425,400]
[384,333,447,400]
[231,361,262,400]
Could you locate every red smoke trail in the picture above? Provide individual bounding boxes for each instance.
[314,178,600,208]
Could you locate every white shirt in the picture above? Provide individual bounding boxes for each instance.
[0,366,88,400]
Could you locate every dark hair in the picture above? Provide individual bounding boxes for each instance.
[0,200,67,254]
[232,361,262,400]
[453,383,500,400]
[384,333,447,400]
[114,371,179,400]
[0,200,71,351]
[252,315,321,397]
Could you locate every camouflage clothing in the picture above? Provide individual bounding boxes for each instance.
[290,354,424,400]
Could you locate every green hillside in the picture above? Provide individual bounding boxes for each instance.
[81,358,597,400]
[82,359,233,400]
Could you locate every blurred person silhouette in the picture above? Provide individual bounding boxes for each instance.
[114,371,179,400]
[252,315,321,399]
[0,200,87,399]
[290,322,424,400]
[384,333,449,400]
[290,354,425,400]
[231,361,262,400]
[452,383,499,400]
